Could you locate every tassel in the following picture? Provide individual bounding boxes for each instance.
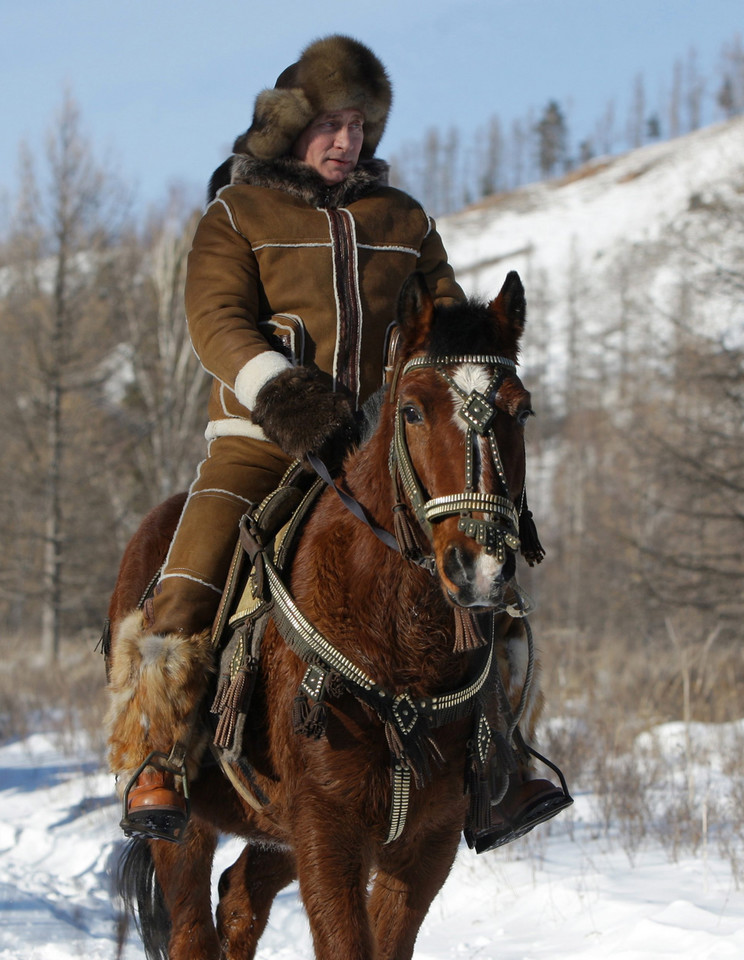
[301,701,328,740]
[453,608,488,653]
[213,664,255,750]
[385,718,406,763]
[392,502,424,562]
[465,755,493,831]
[293,691,330,740]
[210,673,231,715]
[214,705,237,751]
[292,690,310,732]
[519,491,545,566]
[384,719,442,790]
[326,671,346,699]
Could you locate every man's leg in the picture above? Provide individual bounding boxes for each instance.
[106,436,292,840]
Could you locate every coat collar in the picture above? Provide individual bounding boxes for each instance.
[228,154,390,208]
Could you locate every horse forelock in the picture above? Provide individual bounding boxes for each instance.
[425,299,506,359]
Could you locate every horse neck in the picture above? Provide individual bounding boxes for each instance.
[298,414,459,691]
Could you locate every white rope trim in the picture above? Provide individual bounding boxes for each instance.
[160,452,208,576]
[357,243,419,256]
[210,197,249,240]
[343,208,363,404]
[253,241,332,251]
[326,209,344,392]
[190,486,254,505]
[159,572,223,595]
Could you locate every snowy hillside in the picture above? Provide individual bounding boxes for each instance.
[439,115,744,383]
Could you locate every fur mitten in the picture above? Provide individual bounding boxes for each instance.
[251,366,358,466]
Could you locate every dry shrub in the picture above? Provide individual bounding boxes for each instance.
[0,631,108,759]
[537,622,744,873]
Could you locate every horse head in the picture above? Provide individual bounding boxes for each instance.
[387,270,535,610]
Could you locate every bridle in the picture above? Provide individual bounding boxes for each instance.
[389,353,525,569]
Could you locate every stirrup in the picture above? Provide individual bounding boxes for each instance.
[119,750,190,843]
[465,747,573,853]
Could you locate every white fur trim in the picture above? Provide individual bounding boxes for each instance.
[234,351,292,410]
[204,418,270,441]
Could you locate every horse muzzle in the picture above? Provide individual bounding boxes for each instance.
[440,539,517,608]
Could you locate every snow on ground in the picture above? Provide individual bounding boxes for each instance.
[1,726,743,959]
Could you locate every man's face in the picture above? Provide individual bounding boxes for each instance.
[293,109,365,185]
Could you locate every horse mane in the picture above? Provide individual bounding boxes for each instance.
[357,387,386,446]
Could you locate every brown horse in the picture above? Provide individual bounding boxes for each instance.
[112,271,544,960]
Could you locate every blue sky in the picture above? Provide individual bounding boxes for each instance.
[1,0,741,212]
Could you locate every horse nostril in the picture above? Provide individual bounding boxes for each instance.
[443,544,471,587]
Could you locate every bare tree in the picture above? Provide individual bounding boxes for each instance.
[684,47,705,132]
[594,99,617,156]
[105,195,208,519]
[668,59,683,138]
[0,93,129,659]
[479,115,504,198]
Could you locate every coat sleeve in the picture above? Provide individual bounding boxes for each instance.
[184,196,290,410]
[417,217,466,306]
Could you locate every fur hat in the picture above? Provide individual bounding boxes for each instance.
[234,35,392,161]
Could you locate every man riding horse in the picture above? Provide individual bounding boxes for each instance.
[106,34,567,850]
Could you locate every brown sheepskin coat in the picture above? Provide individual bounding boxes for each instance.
[184,155,465,441]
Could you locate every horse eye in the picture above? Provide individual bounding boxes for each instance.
[402,404,423,425]
[516,408,534,427]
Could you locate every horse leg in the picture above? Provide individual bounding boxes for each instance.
[292,802,375,960]
[368,825,462,960]
[149,817,221,960]
[216,842,296,960]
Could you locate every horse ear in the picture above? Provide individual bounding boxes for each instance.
[488,271,526,359]
[396,272,435,354]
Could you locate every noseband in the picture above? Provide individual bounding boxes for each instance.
[390,354,523,566]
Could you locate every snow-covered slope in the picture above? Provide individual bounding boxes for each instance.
[439,116,744,384]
